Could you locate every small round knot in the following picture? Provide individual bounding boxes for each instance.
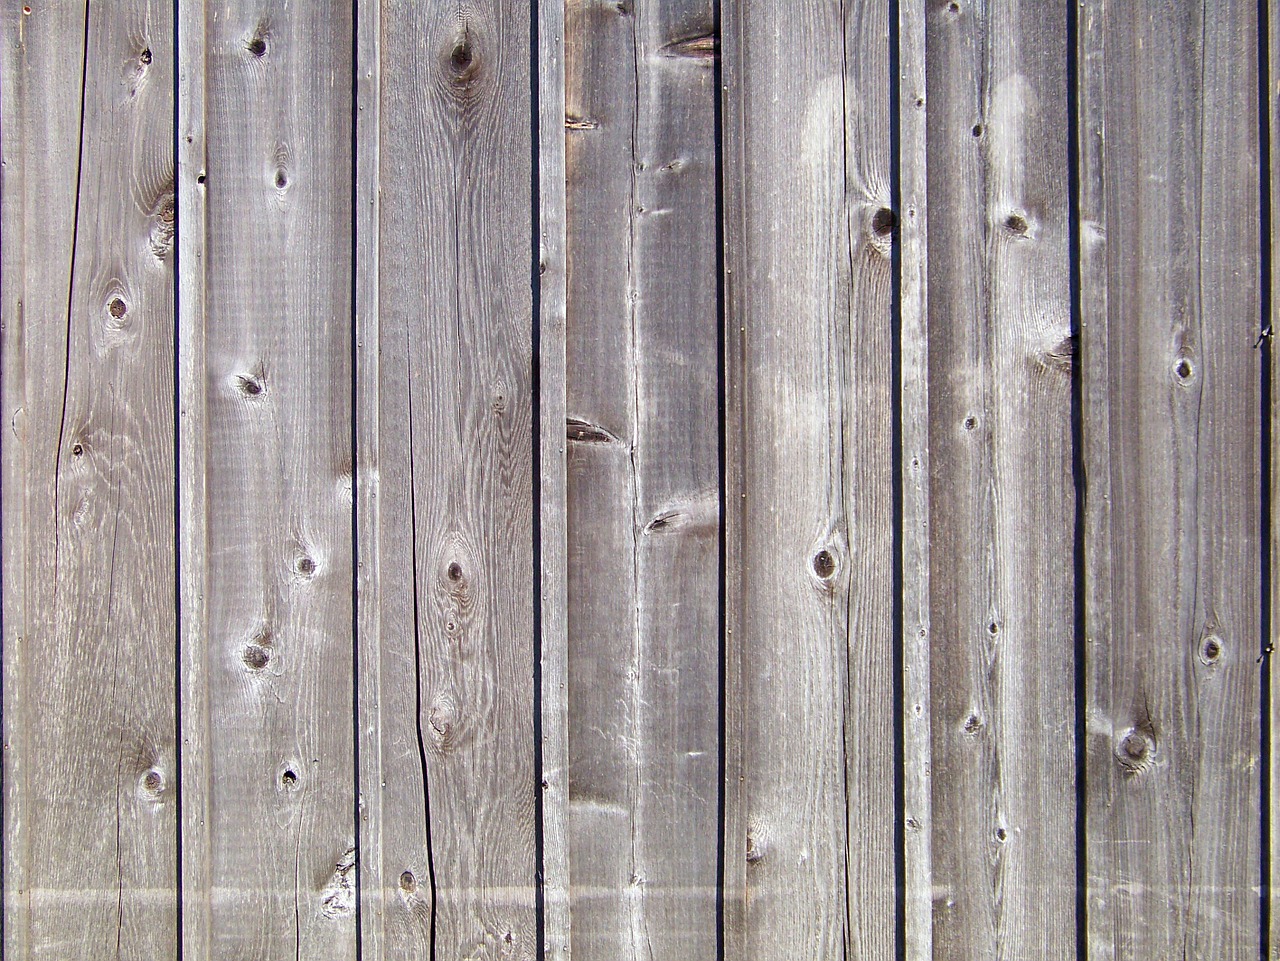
[962,415,978,431]
[995,826,1008,843]
[987,621,999,636]
[812,549,836,579]
[141,768,164,795]
[963,713,984,736]
[236,374,263,396]
[399,870,417,892]
[281,769,298,787]
[274,169,288,189]
[1199,634,1223,665]
[447,561,463,581]
[1003,212,1029,236]
[1173,357,1194,383]
[140,48,152,65]
[71,443,84,457]
[871,207,897,237]
[243,644,270,670]
[971,122,982,137]
[108,298,127,319]
[247,35,267,57]
[1115,728,1155,774]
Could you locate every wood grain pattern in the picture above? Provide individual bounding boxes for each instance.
[1269,2,1279,956]
[562,0,720,957]
[720,0,895,956]
[1079,2,1263,959]
[365,2,538,957]
[922,0,1076,958]
[2,2,178,957]
[179,3,356,958]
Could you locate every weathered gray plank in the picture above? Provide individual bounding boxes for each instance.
[562,0,720,957]
[720,0,895,955]
[898,0,933,957]
[178,3,356,958]
[2,3,177,957]
[1269,1,1280,953]
[364,2,538,957]
[922,0,1076,958]
[537,0,571,955]
[1080,2,1263,958]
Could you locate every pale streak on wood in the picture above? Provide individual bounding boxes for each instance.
[371,2,538,957]
[721,1,867,956]
[182,2,356,957]
[1081,2,1262,959]
[898,0,933,958]
[924,0,1075,958]
[355,0,384,955]
[537,0,571,955]
[2,2,178,957]
[563,0,720,957]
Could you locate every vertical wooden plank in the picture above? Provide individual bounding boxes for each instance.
[1272,0,1280,953]
[898,0,933,957]
[923,0,1076,958]
[178,2,356,958]
[537,0,571,955]
[2,2,178,957]
[561,0,720,956]
[367,2,538,957]
[1080,1,1262,958]
[721,0,895,956]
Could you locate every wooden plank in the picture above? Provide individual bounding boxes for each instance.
[720,0,895,955]
[1079,1,1263,958]
[1269,0,1280,954]
[178,3,356,958]
[1,3,178,957]
[561,0,720,957]
[537,0,571,955]
[921,0,1076,958]
[364,2,538,957]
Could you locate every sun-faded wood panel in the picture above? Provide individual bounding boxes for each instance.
[922,0,1076,958]
[537,0,571,956]
[365,2,537,957]
[1080,1,1263,958]
[1269,1,1280,954]
[721,0,894,955]
[562,0,720,957]
[179,3,356,958]
[1,3,177,957]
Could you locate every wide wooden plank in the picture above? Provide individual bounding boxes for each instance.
[1,3,177,957]
[363,2,538,957]
[922,0,1076,958]
[1269,0,1280,951]
[178,3,356,958]
[1079,2,1263,958]
[562,0,720,957]
[721,0,895,955]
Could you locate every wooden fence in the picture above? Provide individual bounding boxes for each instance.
[0,0,1274,958]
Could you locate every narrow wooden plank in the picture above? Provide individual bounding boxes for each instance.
[898,0,934,957]
[1080,2,1263,958]
[2,3,178,957]
[922,0,1076,958]
[537,0,571,955]
[366,2,538,956]
[562,0,720,957]
[721,0,894,955]
[1269,0,1280,953]
[178,3,356,958]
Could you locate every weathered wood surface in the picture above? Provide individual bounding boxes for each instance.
[1079,2,1263,959]
[562,0,720,957]
[921,1,1077,959]
[178,3,356,959]
[359,2,538,958]
[720,0,895,956]
[2,1,1275,959]
[2,3,178,958]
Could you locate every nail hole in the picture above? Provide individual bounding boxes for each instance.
[108,298,127,319]
[196,173,207,185]
[1174,358,1193,381]
[971,123,983,137]
[948,0,960,10]
[71,443,83,457]
[247,36,267,57]
[871,207,897,237]
[447,562,463,581]
[243,644,270,670]
[963,416,978,431]
[22,6,31,14]
[812,550,836,579]
[915,97,924,108]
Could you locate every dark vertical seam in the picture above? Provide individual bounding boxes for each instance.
[350,0,362,956]
[405,363,438,961]
[172,0,184,953]
[888,0,905,958]
[1065,0,1088,955]
[1257,0,1273,956]
[711,0,727,952]
[529,0,546,953]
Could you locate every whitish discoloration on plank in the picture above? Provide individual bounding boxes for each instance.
[179,3,356,958]
[2,3,177,956]
[721,0,894,956]
[923,1,1076,958]
[1080,2,1262,959]
[368,2,538,957]
[563,0,720,956]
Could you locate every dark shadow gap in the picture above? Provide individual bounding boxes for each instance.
[1064,0,1088,956]
[888,2,906,961]
[1258,0,1273,956]
[530,0,545,958]
[349,0,362,957]
[712,0,727,955]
